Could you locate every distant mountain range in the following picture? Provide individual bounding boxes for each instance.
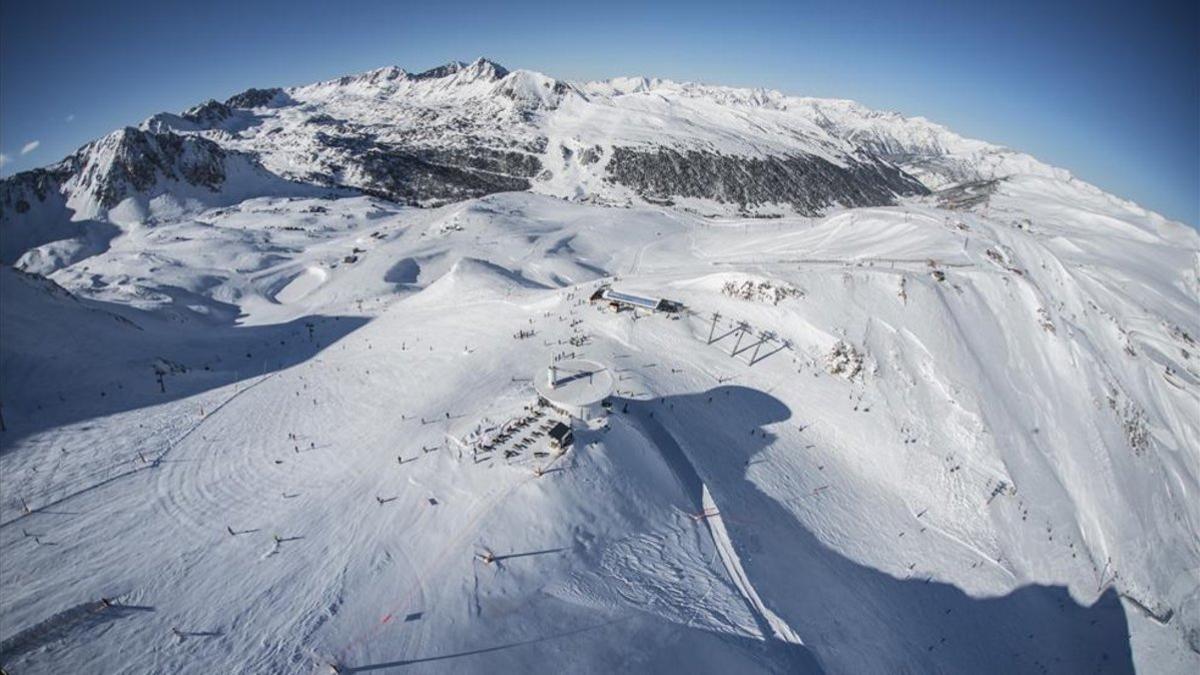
[6,56,1150,268]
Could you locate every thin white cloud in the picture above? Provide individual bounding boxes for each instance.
[66,114,75,123]
[20,140,40,155]
[0,153,10,167]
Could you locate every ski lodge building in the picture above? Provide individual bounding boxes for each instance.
[547,422,574,450]
[590,286,683,314]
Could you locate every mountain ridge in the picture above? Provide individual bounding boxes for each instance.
[8,57,1177,245]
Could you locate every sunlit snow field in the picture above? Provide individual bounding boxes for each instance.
[2,176,1197,673]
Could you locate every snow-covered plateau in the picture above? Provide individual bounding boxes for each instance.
[1,59,1198,674]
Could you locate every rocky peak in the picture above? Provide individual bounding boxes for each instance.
[462,57,509,80]
[225,87,289,109]
[491,70,580,110]
[413,57,508,82]
[182,99,232,126]
[72,127,228,208]
[412,60,466,80]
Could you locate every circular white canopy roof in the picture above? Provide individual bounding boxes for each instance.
[534,359,614,408]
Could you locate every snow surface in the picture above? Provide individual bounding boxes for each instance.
[2,178,1197,673]
[1,59,1199,675]
[535,359,614,413]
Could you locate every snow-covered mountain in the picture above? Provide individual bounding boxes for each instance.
[1,59,1198,674]
[2,57,1176,252]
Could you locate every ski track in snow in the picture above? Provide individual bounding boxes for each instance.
[702,485,805,645]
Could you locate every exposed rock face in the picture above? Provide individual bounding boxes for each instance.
[412,62,469,80]
[721,278,805,304]
[224,87,289,109]
[826,340,865,379]
[412,58,508,81]
[74,128,229,208]
[0,164,74,218]
[0,128,245,264]
[605,147,928,214]
[182,100,232,126]
[0,164,79,263]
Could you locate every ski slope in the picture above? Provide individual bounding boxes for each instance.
[2,172,1198,673]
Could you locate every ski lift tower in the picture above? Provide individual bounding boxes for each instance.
[534,358,614,420]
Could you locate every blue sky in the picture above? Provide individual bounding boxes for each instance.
[2,0,1196,225]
